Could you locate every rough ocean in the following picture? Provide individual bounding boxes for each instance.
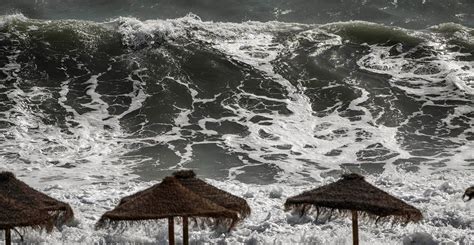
[0,0,473,244]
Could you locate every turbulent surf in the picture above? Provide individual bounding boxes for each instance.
[0,0,473,244]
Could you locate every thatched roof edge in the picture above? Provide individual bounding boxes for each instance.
[0,171,74,226]
[284,202,422,224]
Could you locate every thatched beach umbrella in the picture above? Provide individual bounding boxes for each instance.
[463,186,474,201]
[284,173,422,245]
[121,171,251,218]
[0,172,74,226]
[119,170,251,243]
[0,194,53,245]
[97,176,239,245]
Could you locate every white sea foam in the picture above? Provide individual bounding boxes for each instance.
[0,169,471,244]
[0,13,27,28]
[357,42,474,97]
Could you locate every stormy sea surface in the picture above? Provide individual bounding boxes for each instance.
[0,0,473,244]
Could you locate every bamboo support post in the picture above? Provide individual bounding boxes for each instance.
[183,216,189,245]
[5,229,11,245]
[352,210,359,245]
[168,217,175,245]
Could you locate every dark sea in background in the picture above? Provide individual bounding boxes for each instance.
[0,0,473,244]
[2,0,474,28]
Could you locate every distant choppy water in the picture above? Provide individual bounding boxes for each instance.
[1,0,473,28]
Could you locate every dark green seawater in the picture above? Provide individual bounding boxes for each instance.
[1,11,473,183]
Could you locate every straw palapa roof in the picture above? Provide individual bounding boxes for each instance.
[173,170,251,219]
[0,172,74,225]
[120,170,251,219]
[285,173,422,223]
[97,177,239,227]
[0,193,53,231]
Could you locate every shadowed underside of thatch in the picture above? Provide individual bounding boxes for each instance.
[0,194,54,231]
[0,171,74,226]
[284,174,422,223]
[172,170,251,219]
[97,177,239,228]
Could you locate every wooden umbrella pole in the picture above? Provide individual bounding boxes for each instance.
[5,229,11,245]
[168,217,175,245]
[183,216,189,245]
[351,210,359,245]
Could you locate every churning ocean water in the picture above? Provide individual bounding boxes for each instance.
[0,0,473,244]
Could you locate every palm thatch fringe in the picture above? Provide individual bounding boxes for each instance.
[285,203,419,225]
[97,216,236,232]
[6,225,52,236]
[96,215,238,229]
